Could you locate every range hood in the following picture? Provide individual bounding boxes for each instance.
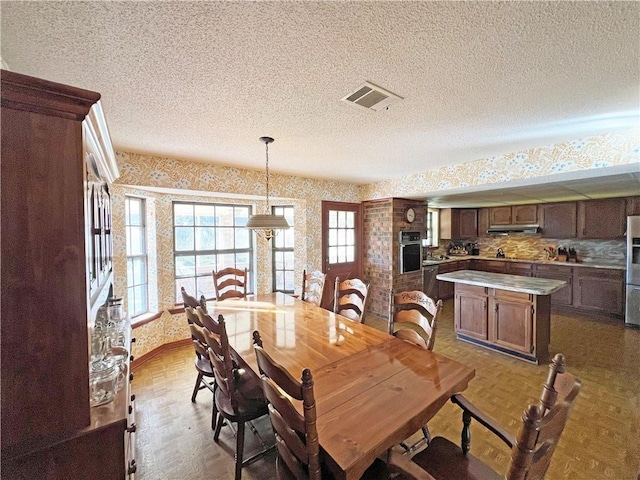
[487,224,540,235]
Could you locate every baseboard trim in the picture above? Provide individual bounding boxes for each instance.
[132,338,191,370]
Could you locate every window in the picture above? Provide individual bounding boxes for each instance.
[328,210,355,264]
[425,208,440,247]
[126,197,148,317]
[271,206,295,292]
[173,202,252,302]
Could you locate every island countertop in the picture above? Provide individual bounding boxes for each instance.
[437,269,566,295]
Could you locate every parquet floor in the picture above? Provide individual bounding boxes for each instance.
[132,301,640,479]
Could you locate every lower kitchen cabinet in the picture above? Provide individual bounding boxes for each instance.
[454,284,488,340]
[574,268,625,317]
[534,264,573,307]
[454,283,550,364]
[507,262,534,277]
[438,261,471,300]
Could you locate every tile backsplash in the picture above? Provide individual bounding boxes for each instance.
[432,235,625,265]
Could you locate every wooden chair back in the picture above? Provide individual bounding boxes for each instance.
[333,277,369,323]
[389,290,442,351]
[197,311,240,407]
[507,354,581,480]
[184,306,209,359]
[301,269,326,307]
[213,267,248,301]
[253,331,321,480]
[181,286,208,312]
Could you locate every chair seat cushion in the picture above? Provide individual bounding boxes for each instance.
[410,437,502,480]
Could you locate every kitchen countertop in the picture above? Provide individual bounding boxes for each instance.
[436,270,567,295]
[423,255,625,271]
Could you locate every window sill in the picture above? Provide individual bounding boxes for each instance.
[131,311,162,328]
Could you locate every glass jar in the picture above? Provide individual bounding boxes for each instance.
[89,358,119,407]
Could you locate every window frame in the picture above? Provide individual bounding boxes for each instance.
[125,196,149,318]
[271,205,295,293]
[172,201,253,303]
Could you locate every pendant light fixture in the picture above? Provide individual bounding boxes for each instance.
[245,136,290,240]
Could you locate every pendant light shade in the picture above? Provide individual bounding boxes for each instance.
[246,136,290,240]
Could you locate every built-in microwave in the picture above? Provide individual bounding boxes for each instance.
[399,231,422,274]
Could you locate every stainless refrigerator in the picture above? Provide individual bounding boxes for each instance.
[626,216,640,326]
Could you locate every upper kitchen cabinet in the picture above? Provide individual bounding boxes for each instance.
[454,209,478,239]
[489,205,537,225]
[477,208,491,237]
[538,202,577,238]
[577,198,626,239]
[626,196,640,216]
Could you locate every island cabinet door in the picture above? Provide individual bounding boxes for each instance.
[454,284,488,340]
[490,293,533,355]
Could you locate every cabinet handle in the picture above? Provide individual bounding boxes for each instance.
[131,337,136,343]
[131,393,136,402]
[128,460,137,474]
[127,423,137,433]
[130,355,135,362]
[129,373,135,382]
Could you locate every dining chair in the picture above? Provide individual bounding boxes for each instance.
[388,290,443,452]
[184,305,217,429]
[181,287,215,405]
[199,311,272,480]
[180,285,208,312]
[388,290,442,350]
[252,330,390,480]
[213,267,248,301]
[301,269,326,307]
[388,353,582,480]
[333,277,370,323]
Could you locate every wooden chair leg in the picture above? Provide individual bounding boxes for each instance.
[211,397,217,430]
[235,421,245,480]
[191,372,204,402]
[461,409,471,454]
[213,412,224,441]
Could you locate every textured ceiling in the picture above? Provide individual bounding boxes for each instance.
[1,1,639,189]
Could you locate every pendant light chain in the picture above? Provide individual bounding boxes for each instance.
[264,141,271,213]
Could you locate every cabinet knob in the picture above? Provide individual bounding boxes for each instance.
[131,337,136,343]
[127,423,137,433]
[131,393,136,402]
[130,355,135,362]
[129,373,135,382]
[129,404,133,414]
[128,460,137,474]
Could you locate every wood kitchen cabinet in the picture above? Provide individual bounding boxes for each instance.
[438,262,457,300]
[454,284,488,340]
[507,262,534,277]
[573,267,625,317]
[577,198,626,239]
[452,208,478,238]
[471,259,507,274]
[626,196,640,216]
[535,264,573,307]
[477,208,490,237]
[489,205,537,225]
[491,290,535,356]
[1,70,131,478]
[453,282,550,364]
[538,202,577,238]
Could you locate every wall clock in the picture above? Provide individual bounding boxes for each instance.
[405,207,416,223]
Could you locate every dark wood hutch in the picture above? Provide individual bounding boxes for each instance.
[1,70,134,478]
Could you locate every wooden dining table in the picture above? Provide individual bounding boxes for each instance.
[211,292,475,480]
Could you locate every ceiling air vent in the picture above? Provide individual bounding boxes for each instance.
[341,81,403,111]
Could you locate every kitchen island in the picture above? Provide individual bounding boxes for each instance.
[437,270,566,364]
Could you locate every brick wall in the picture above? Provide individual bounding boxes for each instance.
[363,198,426,321]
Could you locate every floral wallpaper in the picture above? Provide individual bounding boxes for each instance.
[116,129,638,361]
[362,129,638,199]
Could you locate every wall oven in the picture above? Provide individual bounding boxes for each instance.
[399,231,422,274]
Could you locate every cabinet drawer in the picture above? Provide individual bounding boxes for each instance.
[576,268,624,281]
[493,289,532,303]
[456,283,487,296]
